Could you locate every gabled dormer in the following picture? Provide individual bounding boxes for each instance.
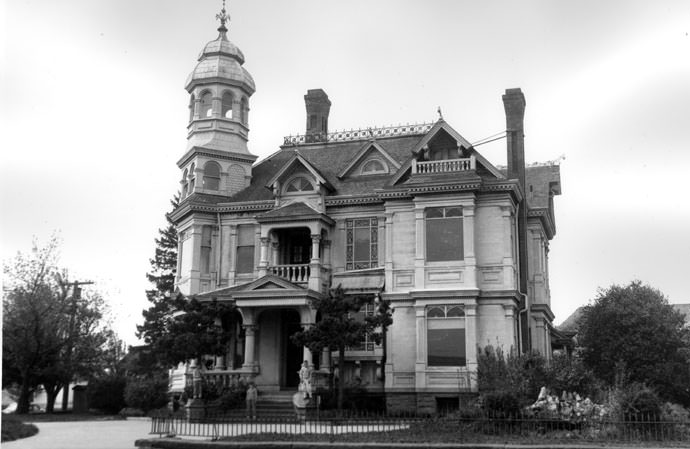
[265,152,334,211]
[337,141,401,179]
[389,120,503,186]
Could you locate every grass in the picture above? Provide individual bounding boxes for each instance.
[1,414,39,442]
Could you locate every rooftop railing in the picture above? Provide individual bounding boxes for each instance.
[412,156,476,174]
[283,123,434,145]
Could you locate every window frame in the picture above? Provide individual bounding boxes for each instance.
[360,158,388,176]
[345,217,379,271]
[202,161,221,191]
[283,176,315,194]
[426,305,466,367]
[235,224,255,275]
[425,206,464,262]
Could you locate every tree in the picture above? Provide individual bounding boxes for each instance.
[291,286,392,410]
[137,195,238,368]
[578,281,690,405]
[2,236,112,413]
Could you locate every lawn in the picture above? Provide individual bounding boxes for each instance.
[1,414,39,442]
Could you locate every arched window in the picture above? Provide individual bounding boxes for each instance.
[203,161,221,191]
[361,159,387,175]
[285,177,314,193]
[240,97,248,124]
[427,305,466,366]
[188,163,196,192]
[181,168,189,197]
[200,92,213,118]
[188,94,195,122]
[221,92,233,119]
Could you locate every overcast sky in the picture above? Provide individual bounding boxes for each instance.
[2,0,689,344]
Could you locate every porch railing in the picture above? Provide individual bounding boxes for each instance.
[412,156,476,174]
[270,264,310,284]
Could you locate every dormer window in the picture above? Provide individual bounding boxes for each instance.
[200,92,213,118]
[285,176,314,193]
[203,161,221,191]
[361,158,387,175]
[222,92,233,119]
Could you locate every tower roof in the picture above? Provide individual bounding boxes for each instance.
[185,7,255,93]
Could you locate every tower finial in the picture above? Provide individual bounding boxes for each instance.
[216,0,229,34]
[437,106,444,121]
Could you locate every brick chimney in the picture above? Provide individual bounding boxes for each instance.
[502,88,530,352]
[304,89,331,142]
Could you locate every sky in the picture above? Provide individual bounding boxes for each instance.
[2,0,689,345]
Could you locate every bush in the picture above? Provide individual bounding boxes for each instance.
[477,345,548,406]
[215,384,247,411]
[1,414,38,442]
[481,391,521,417]
[87,375,127,414]
[124,376,169,412]
[608,383,662,421]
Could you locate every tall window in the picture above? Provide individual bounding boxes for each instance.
[203,161,221,191]
[200,92,213,118]
[221,92,233,119]
[236,224,255,274]
[349,302,375,351]
[427,305,466,366]
[425,207,463,262]
[346,218,378,270]
[200,226,213,274]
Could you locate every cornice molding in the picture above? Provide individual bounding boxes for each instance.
[177,146,258,168]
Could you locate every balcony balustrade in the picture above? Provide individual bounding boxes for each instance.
[412,156,476,174]
[270,264,310,284]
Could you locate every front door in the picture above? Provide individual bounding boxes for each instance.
[281,309,302,389]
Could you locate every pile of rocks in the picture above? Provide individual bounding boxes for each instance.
[526,386,608,423]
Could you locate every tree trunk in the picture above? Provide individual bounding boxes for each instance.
[43,381,63,413]
[337,344,345,412]
[17,380,33,414]
[61,378,70,411]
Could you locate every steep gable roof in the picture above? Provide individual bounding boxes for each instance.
[265,152,333,192]
[337,140,401,179]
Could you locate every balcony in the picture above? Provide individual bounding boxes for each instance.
[412,156,476,175]
[270,264,310,284]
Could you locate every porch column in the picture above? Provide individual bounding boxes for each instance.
[258,237,269,277]
[308,234,322,291]
[242,324,258,369]
[321,348,331,372]
[271,241,279,267]
[301,307,316,368]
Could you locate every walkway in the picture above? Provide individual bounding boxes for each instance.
[4,419,151,449]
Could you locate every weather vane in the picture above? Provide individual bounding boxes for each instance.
[216,0,230,30]
[437,106,444,120]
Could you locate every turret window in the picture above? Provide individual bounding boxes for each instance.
[188,163,196,193]
[200,226,213,274]
[285,177,314,193]
[203,161,221,191]
[222,92,233,119]
[200,92,213,118]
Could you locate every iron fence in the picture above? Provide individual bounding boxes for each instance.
[150,410,690,444]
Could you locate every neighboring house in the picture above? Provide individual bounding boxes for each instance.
[169,12,562,413]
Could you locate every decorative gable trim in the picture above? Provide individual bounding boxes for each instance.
[337,141,401,179]
[265,153,333,192]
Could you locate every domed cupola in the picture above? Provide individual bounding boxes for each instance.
[179,3,257,200]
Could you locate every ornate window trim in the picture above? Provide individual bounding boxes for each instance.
[360,158,388,176]
[345,217,379,270]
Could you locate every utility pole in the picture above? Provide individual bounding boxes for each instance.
[60,280,94,412]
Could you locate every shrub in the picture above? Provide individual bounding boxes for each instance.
[215,384,247,411]
[608,382,662,421]
[87,375,127,414]
[1,414,38,442]
[124,376,169,412]
[477,345,548,406]
[481,391,521,417]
